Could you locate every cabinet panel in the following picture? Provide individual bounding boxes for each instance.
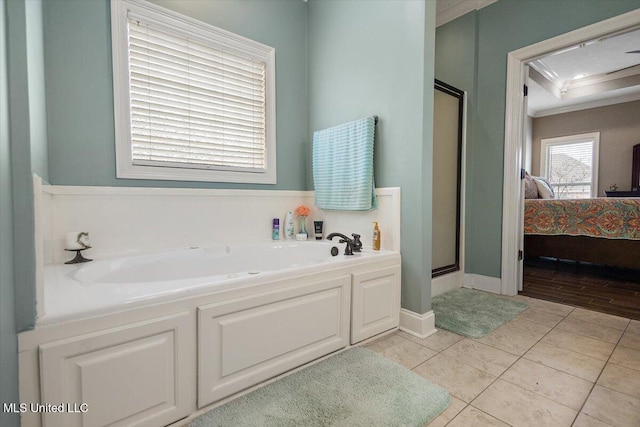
[198,275,350,407]
[39,312,193,427]
[351,265,401,344]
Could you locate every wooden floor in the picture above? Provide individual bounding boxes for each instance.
[521,257,640,320]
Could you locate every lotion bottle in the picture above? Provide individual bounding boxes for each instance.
[372,222,381,250]
[284,211,295,239]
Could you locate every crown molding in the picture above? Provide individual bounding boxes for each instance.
[531,91,640,118]
[436,0,498,27]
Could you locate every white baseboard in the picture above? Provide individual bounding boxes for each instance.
[463,273,502,294]
[399,309,436,339]
[431,271,463,298]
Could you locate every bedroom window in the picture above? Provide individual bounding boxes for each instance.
[111,0,276,184]
[540,132,599,199]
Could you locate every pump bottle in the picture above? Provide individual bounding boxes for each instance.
[372,222,381,250]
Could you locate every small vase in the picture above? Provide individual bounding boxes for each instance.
[299,217,307,235]
[296,217,308,241]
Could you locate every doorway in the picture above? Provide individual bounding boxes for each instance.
[501,8,640,296]
[432,80,465,297]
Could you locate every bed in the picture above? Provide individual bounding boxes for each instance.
[523,198,640,269]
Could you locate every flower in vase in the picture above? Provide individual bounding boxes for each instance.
[295,205,310,217]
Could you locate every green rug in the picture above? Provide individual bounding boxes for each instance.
[433,288,528,338]
[189,347,450,427]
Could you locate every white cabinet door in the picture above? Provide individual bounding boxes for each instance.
[351,265,401,344]
[198,275,350,407]
[39,312,194,427]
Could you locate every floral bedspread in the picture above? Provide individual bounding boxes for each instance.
[524,198,640,240]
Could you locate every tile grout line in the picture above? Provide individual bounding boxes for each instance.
[500,311,601,427]
[407,331,502,426]
[431,300,572,421]
[419,299,635,426]
[454,307,575,427]
[438,307,575,427]
[526,305,635,425]
[442,306,575,427]
[478,307,578,423]
[569,321,630,426]
[471,303,626,425]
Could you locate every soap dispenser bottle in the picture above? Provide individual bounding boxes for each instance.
[372,222,381,251]
[284,211,295,239]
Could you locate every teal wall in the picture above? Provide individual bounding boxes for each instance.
[436,0,640,278]
[5,2,639,421]
[43,0,308,190]
[2,0,48,422]
[308,0,437,314]
[435,12,477,276]
[25,0,49,182]
[6,0,39,335]
[1,0,19,423]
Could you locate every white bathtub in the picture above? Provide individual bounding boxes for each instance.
[24,240,401,427]
[41,241,399,325]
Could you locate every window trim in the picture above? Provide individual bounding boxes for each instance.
[110,0,276,184]
[540,132,600,198]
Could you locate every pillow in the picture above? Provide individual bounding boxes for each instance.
[524,172,539,199]
[532,176,555,199]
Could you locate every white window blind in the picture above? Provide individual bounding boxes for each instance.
[111,0,276,183]
[541,133,599,199]
[127,15,267,172]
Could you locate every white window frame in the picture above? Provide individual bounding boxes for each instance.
[540,132,600,198]
[110,0,276,184]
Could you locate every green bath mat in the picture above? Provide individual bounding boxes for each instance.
[189,347,450,427]
[433,288,528,338]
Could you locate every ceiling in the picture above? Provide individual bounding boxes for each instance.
[434,0,640,118]
[527,27,640,117]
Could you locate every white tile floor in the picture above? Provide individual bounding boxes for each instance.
[365,295,640,427]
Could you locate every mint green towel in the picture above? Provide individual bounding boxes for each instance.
[313,116,377,210]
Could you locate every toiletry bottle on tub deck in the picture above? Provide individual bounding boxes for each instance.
[284,211,295,239]
[372,222,381,250]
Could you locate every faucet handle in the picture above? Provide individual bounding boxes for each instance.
[339,239,354,256]
[351,234,362,252]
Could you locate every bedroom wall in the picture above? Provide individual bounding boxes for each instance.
[531,100,640,195]
[525,115,533,173]
[435,0,640,279]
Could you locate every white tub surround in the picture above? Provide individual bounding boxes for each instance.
[41,242,398,326]
[20,246,400,427]
[39,185,400,264]
[22,184,401,427]
[36,184,400,319]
